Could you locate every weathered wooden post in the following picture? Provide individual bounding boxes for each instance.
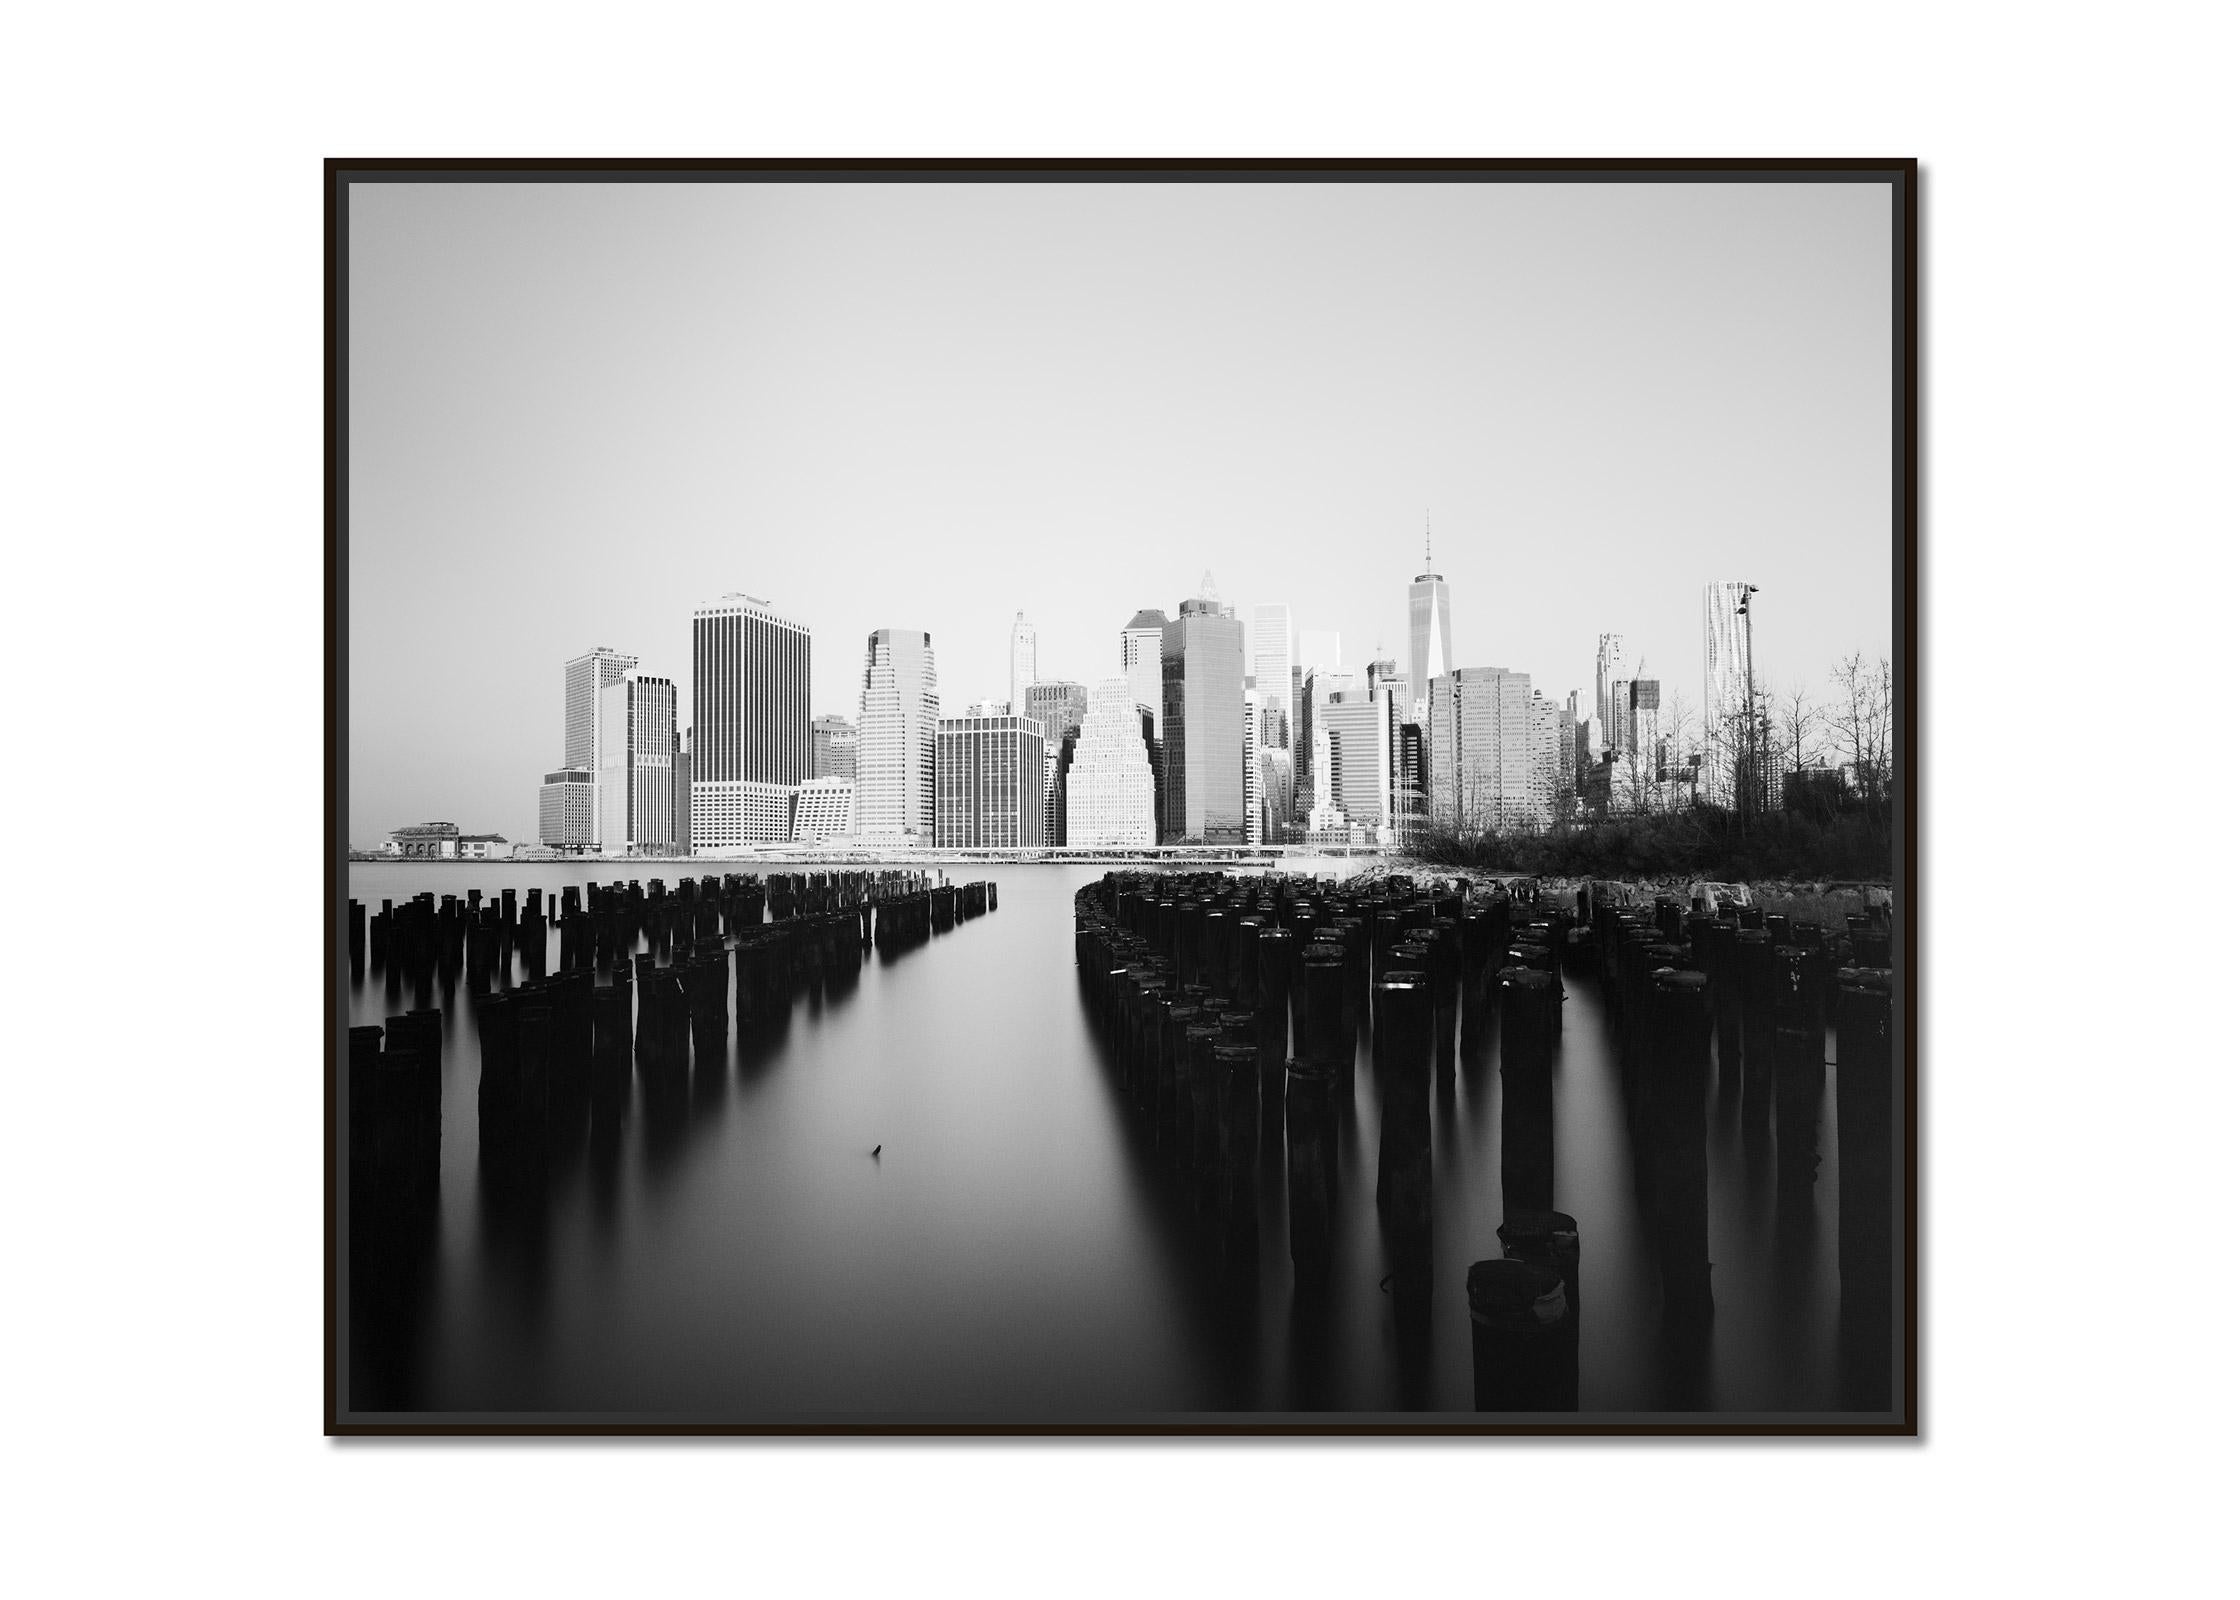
[347,899,365,978]
[1736,927,1776,1122]
[1185,1022,1224,1210]
[515,1002,553,1156]
[1706,919,1742,1084]
[1284,1059,1336,1289]
[1773,944,1828,1194]
[1254,927,1293,1120]
[1216,1042,1261,1249]
[1373,971,1433,1282]
[1837,967,1895,1313]
[1498,967,1558,1217]
[1300,942,1349,1089]
[1466,1257,1573,1412]
[1646,968,1714,1320]
[1498,1208,1581,1410]
[1160,1003,1204,1156]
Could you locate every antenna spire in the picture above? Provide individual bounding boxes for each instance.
[1424,510,1431,571]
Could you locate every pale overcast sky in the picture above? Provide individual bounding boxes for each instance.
[347,177,1894,842]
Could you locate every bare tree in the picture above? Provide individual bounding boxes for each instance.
[1829,654,1894,815]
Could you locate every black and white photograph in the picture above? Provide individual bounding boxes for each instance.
[331,162,1914,1431]
[21,0,2240,1588]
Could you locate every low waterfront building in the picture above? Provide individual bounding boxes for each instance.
[793,777,857,842]
[389,821,461,859]
[456,834,511,860]
[539,768,596,852]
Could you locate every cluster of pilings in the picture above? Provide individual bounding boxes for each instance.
[1073,868,1582,1399]
[1075,867,1896,1411]
[347,869,992,1213]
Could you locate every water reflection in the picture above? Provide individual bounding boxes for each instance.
[341,861,1894,1419]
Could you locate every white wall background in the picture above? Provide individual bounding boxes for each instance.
[3,2,2233,1595]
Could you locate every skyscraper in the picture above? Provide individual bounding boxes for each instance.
[1008,612,1037,716]
[691,594,811,848]
[935,711,1047,848]
[811,714,858,782]
[1121,608,1167,738]
[1241,692,1263,846]
[1702,581,1753,805]
[564,646,638,771]
[1250,603,1294,746]
[1595,633,1629,753]
[1427,666,1552,832]
[1064,677,1157,848]
[549,646,637,851]
[1023,681,1087,744]
[1319,682,1394,832]
[1159,585,1247,844]
[597,675,678,856]
[1297,664,1354,823]
[673,728,691,853]
[1406,527,1453,724]
[857,628,940,842]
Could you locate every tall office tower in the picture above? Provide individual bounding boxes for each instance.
[1552,691,1578,812]
[1530,690,1563,825]
[673,729,691,854]
[1007,612,1037,716]
[1047,730,1078,846]
[1024,681,1088,744]
[1121,608,1168,739]
[1369,660,1412,829]
[1064,677,1157,848]
[1426,666,1552,832]
[1139,705,1165,841]
[1250,604,1294,747]
[1304,725,1344,833]
[689,594,810,848]
[595,675,678,855]
[1297,664,1356,821]
[1406,528,1453,725]
[1022,682,1086,849]
[1241,693,1263,845]
[1595,633,1629,750]
[1702,581,1753,805]
[857,628,941,841]
[811,714,859,782]
[558,646,638,849]
[564,646,639,771]
[1393,723,1427,839]
[1320,682,1394,831]
[935,712,1047,848]
[539,768,595,851]
[1607,679,1635,756]
[1159,586,1247,843]
[1615,676,1664,811]
[1257,743,1294,844]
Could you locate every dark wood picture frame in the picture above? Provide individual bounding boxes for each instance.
[327,158,1917,1436]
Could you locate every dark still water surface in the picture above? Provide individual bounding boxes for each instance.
[343,861,1884,1421]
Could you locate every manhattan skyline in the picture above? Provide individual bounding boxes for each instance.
[348,181,1893,840]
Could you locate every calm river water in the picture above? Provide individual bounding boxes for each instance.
[342,860,1886,1422]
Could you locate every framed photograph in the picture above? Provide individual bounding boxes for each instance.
[328,159,1915,1434]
